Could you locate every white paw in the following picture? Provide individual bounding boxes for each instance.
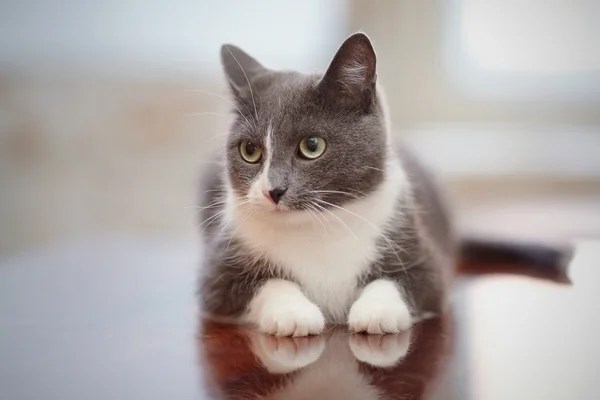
[349,331,412,367]
[248,332,326,374]
[248,279,326,337]
[256,299,326,337]
[347,281,412,334]
[348,298,411,334]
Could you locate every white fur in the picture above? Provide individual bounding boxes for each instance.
[227,158,408,324]
[243,330,414,399]
[248,331,326,374]
[247,279,325,336]
[338,60,368,94]
[248,122,274,201]
[341,60,367,85]
[347,279,412,334]
[268,332,384,400]
[348,330,411,367]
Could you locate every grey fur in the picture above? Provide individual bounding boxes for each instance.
[199,33,455,321]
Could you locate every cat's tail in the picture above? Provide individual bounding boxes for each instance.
[457,237,574,284]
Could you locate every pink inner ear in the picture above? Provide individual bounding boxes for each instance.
[338,59,370,94]
[333,34,376,85]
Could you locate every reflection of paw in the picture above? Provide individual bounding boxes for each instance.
[348,297,411,334]
[248,332,326,374]
[256,300,325,337]
[349,331,411,367]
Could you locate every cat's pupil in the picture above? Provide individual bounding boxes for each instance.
[306,137,318,152]
[246,142,256,155]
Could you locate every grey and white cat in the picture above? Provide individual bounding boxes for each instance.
[198,33,568,336]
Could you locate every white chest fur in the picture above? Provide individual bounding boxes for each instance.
[227,162,406,322]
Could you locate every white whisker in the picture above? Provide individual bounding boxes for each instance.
[186,200,226,211]
[183,88,256,131]
[225,207,255,252]
[186,202,226,215]
[311,190,360,199]
[223,45,260,127]
[315,198,407,277]
[196,210,226,232]
[312,201,358,240]
[218,200,251,235]
[303,202,328,232]
[197,199,250,233]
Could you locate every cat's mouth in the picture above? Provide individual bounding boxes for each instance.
[251,200,296,214]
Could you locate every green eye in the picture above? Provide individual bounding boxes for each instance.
[299,136,326,159]
[240,140,262,163]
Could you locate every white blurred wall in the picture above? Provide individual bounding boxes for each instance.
[0,0,348,76]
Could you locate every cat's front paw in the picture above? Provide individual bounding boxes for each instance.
[248,279,326,337]
[347,280,412,334]
[348,299,411,334]
[256,299,326,337]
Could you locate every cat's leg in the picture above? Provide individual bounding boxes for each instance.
[347,279,412,334]
[247,279,325,337]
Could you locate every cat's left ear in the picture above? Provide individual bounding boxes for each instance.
[318,33,377,112]
[220,44,267,96]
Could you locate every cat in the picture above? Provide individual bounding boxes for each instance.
[198,33,570,337]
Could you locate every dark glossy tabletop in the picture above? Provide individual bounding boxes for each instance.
[0,237,598,399]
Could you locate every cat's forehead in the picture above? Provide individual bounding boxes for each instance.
[234,70,366,142]
[257,71,317,99]
[252,71,320,122]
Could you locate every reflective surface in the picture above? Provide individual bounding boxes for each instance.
[200,315,458,400]
[1,238,598,399]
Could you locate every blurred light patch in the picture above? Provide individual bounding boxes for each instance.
[459,0,600,74]
[444,0,600,100]
[0,0,349,77]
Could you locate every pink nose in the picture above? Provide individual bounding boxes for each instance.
[262,190,276,204]
[262,188,287,204]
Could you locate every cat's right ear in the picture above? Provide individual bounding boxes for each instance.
[317,33,377,112]
[220,44,267,97]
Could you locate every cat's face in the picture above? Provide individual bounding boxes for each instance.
[222,34,388,221]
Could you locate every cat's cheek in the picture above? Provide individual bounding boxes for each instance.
[347,279,412,334]
[246,279,326,337]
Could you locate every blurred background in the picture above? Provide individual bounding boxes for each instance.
[1,0,599,255]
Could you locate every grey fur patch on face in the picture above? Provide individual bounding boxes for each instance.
[221,33,388,217]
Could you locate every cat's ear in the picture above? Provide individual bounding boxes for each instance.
[318,33,377,112]
[220,44,267,96]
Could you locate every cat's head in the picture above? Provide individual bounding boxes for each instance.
[221,33,390,222]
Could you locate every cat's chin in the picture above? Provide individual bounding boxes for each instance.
[272,207,294,214]
[251,205,315,226]
[263,207,302,218]
[251,203,295,214]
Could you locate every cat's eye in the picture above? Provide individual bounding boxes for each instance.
[298,136,326,159]
[240,140,262,163]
